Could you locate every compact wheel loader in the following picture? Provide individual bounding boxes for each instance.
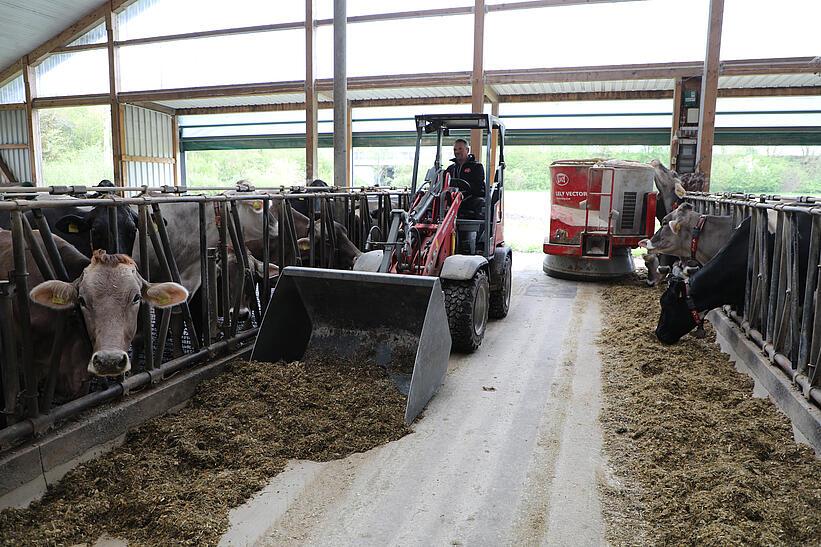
[252,114,512,423]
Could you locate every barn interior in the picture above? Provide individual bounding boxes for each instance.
[0,1,820,545]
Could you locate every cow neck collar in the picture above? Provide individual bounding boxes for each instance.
[690,214,707,261]
[682,277,705,333]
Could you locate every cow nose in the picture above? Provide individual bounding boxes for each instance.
[638,239,650,249]
[89,350,130,376]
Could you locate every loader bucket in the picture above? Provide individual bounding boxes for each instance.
[251,267,451,424]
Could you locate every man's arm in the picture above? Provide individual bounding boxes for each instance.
[470,163,486,197]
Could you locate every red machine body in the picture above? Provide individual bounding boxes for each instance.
[543,159,657,279]
[390,179,463,276]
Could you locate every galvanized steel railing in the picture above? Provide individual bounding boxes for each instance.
[686,192,821,409]
[0,185,410,449]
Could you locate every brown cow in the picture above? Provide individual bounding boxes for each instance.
[0,230,187,400]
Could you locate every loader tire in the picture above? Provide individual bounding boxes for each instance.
[442,269,489,353]
[489,253,511,319]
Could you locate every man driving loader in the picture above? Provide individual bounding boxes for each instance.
[446,138,485,219]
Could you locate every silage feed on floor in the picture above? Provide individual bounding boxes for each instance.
[0,359,410,546]
[598,279,821,546]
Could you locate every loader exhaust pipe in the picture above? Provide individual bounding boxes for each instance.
[251,267,451,424]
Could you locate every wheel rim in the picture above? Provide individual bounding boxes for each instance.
[473,281,488,336]
[504,262,512,308]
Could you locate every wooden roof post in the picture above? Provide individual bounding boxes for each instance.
[106,5,124,186]
[347,100,353,188]
[22,57,41,184]
[696,0,725,190]
[333,0,347,188]
[471,0,485,159]
[305,0,318,183]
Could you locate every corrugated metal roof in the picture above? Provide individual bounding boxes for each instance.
[0,0,102,73]
[155,72,821,112]
[338,85,472,101]
[718,73,821,89]
[493,79,676,95]
[155,93,306,109]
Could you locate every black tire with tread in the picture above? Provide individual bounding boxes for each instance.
[489,253,512,319]
[442,270,489,353]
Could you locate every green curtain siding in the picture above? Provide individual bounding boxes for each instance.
[180,127,821,152]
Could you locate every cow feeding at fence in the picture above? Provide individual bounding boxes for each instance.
[0,183,413,450]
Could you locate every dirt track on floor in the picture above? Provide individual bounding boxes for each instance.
[597,278,821,546]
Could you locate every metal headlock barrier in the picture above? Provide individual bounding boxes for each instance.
[0,184,411,449]
[685,192,821,410]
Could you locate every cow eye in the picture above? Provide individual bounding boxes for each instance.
[132,294,141,305]
[78,296,87,308]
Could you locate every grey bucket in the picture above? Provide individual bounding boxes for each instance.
[251,267,451,424]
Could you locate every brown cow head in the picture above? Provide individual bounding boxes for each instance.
[639,203,699,256]
[30,250,188,377]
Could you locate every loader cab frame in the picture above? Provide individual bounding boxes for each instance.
[411,113,506,259]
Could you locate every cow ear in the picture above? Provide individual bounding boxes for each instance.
[142,282,188,308]
[239,200,264,214]
[30,280,77,310]
[669,220,681,234]
[674,182,687,198]
[55,214,90,235]
[297,237,311,252]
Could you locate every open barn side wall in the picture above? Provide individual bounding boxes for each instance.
[685,193,821,411]
[0,109,31,184]
[122,104,175,186]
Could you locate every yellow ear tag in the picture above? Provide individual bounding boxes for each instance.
[51,294,69,305]
[252,200,263,212]
[68,223,79,233]
[156,294,171,306]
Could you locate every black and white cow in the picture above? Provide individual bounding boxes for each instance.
[655,213,812,344]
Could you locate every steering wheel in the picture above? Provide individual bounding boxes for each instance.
[450,177,471,193]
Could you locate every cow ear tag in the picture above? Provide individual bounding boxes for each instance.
[51,294,69,305]
[68,223,79,233]
[252,200,263,212]
[156,294,171,306]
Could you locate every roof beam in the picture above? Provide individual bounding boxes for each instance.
[129,101,177,116]
[484,85,500,104]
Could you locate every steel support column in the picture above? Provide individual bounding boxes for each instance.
[305,0,319,183]
[333,0,347,188]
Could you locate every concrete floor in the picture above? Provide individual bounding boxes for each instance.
[219,252,607,547]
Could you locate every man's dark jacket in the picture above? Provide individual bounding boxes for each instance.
[446,154,485,199]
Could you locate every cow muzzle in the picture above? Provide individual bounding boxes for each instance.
[639,238,653,249]
[89,350,131,376]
